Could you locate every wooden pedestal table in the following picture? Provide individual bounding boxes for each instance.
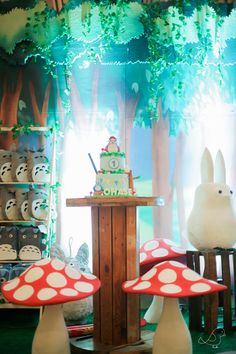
[66,196,161,354]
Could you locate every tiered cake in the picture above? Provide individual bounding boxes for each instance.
[92,137,135,197]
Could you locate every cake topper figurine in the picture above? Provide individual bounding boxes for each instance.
[104,136,120,153]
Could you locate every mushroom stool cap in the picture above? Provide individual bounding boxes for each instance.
[140,238,186,271]
[123,260,227,298]
[1,258,101,306]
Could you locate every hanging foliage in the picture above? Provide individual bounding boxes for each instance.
[0,0,235,134]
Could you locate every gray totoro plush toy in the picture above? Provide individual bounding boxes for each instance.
[50,239,93,323]
[0,150,13,182]
[27,149,50,183]
[1,189,19,220]
[18,227,46,261]
[15,188,29,220]
[11,151,28,182]
[0,226,18,261]
[28,188,48,220]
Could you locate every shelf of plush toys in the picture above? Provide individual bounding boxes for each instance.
[0,126,57,308]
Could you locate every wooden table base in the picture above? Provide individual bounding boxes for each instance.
[70,331,153,354]
[66,197,160,348]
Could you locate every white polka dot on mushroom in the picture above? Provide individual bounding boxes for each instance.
[158,268,177,283]
[160,284,182,294]
[24,267,44,283]
[140,253,147,263]
[37,288,58,300]
[65,265,81,280]
[51,259,65,271]
[74,281,94,293]
[141,267,157,280]
[155,261,167,268]
[170,261,185,268]
[182,269,202,281]
[144,240,159,251]
[36,258,51,266]
[190,283,211,293]
[133,281,151,290]
[152,248,169,258]
[13,285,34,301]
[60,288,78,296]
[82,273,97,280]
[47,272,67,288]
[141,268,157,280]
[123,279,138,288]
[171,246,186,254]
[3,277,20,291]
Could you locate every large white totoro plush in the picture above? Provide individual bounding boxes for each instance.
[187,148,236,250]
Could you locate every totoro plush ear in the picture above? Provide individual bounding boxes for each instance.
[214,150,226,184]
[75,243,89,268]
[201,147,214,183]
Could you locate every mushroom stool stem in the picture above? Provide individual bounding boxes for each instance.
[153,297,192,354]
[32,304,70,354]
[144,295,164,324]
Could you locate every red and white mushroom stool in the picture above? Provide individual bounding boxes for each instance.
[1,258,101,354]
[140,238,186,324]
[123,260,227,354]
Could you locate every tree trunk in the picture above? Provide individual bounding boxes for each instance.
[0,70,22,149]
[152,102,173,239]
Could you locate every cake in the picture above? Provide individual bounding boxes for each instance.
[92,137,135,197]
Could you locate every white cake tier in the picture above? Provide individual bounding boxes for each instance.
[95,173,132,196]
[100,152,125,173]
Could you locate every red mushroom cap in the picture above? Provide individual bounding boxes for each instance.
[123,260,227,298]
[140,238,186,267]
[1,258,101,306]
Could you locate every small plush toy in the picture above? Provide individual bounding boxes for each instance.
[1,189,19,220]
[28,188,48,220]
[0,226,18,260]
[27,149,50,183]
[11,151,28,182]
[187,148,236,250]
[18,227,46,261]
[15,188,29,220]
[50,240,93,323]
[0,150,12,182]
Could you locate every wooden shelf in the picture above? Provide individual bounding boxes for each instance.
[0,126,50,133]
[0,260,35,264]
[0,182,50,185]
[66,196,164,208]
[0,219,47,224]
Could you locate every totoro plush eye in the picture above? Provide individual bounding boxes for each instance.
[218,190,222,194]
[22,235,27,239]
[230,190,233,194]
[9,234,13,238]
